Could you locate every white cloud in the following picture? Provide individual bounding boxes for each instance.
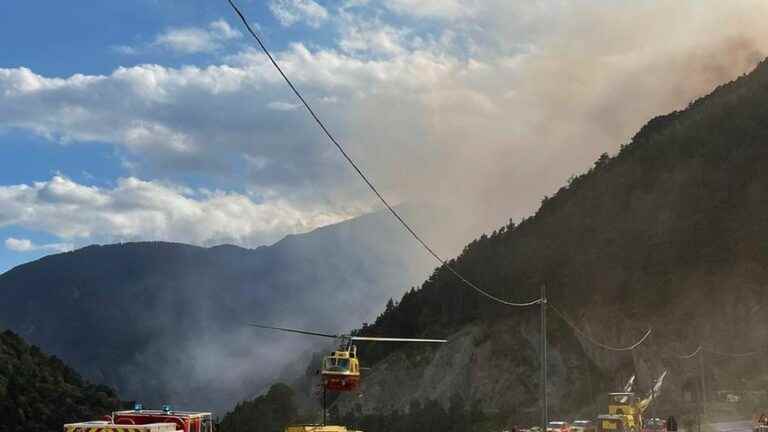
[383,0,474,19]
[267,101,302,111]
[269,0,329,28]
[3,0,768,255]
[112,45,139,55]
[0,176,356,247]
[338,15,408,57]
[154,28,218,54]
[0,45,460,202]
[5,237,73,253]
[118,19,242,55]
[209,19,241,40]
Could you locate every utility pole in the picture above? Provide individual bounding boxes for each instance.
[699,350,707,404]
[698,349,706,432]
[541,285,548,432]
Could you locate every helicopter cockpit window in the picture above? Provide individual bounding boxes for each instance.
[324,357,351,372]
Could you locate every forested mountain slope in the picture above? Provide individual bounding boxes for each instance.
[323,59,768,423]
[0,330,119,432]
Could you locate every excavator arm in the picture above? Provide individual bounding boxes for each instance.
[637,371,668,414]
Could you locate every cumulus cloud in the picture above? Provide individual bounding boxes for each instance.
[115,19,242,55]
[0,176,356,247]
[337,14,409,57]
[3,0,768,256]
[154,20,241,54]
[269,0,329,28]
[0,45,456,204]
[382,0,475,19]
[267,101,302,111]
[4,237,73,253]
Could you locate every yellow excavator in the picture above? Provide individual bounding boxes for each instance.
[600,371,668,432]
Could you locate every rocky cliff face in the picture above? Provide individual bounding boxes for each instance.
[331,288,768,423]
[331,318,593,423]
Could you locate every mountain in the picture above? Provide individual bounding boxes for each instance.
[0,209,435,414]
[0,330,120,432]
[218,383,302,432]
[294,59,768,427]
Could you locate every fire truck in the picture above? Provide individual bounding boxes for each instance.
[64,404,213,432]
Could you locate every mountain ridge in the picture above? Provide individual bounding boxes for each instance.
[0,209,435,414]
[312,58,768,426]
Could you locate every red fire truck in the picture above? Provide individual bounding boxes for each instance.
[65,405,213,432]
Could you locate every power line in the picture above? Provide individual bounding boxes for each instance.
[226,0,541,308]
[674,345,703,360]
[704,347,761,357]
[550,304,653,351]
[226,0,752,357]
[669,344,762,359]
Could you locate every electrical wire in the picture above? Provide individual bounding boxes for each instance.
[669,344,762,359]
[549,304,652,351]
[673,345,702,359]
[227,1,757,358]
[226,0,541,308]
[704,347,761,357]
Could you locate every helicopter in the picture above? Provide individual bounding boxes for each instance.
[249,323,447,392]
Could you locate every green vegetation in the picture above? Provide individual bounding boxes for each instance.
[218,384,498,432]
[0,330,119,432]
[218,383,303,432]
[323,59,768,425]
[356,58,768,369]
[332,394,495,432]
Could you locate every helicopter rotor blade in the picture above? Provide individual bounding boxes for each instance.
[248,323,339,339]
[350,336,447,343]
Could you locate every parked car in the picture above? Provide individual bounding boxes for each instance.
[643,418,666,432]
[548,421,572,432]
[572,420,596,432]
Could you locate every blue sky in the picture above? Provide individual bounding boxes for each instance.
[0,0,765,273]
[0,0,279,271]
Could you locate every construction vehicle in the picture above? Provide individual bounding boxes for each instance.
[642,417,666,432]
[64,404,213,432]
[597,415,630,432]
[753,413,768,432]
[604,371,668,432]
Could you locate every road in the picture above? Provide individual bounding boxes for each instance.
[709,421,752,432]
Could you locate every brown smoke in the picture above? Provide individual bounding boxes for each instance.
[361,0,768,256]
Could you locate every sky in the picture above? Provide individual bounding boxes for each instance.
[1,0,768,273]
